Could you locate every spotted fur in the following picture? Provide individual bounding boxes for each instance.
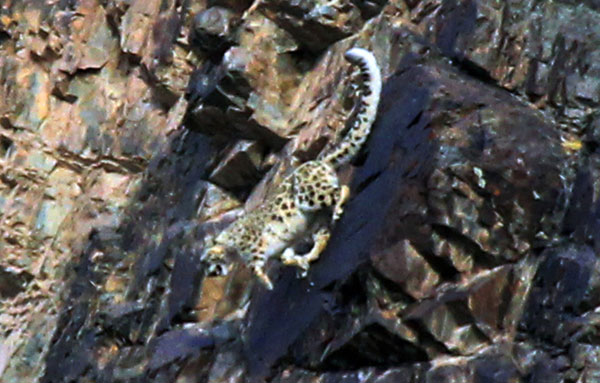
[203,48,382,289]
[322,48,382,168]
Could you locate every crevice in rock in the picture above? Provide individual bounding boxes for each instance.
[453,58,498,88]
[431,223,500,269]
[0,30,10,45]
[0,134,13,157]
[319,323,429,370]
[287,46,320,73]
[0,267,33,298]
[413,240,461,281]
[354,170,381,195]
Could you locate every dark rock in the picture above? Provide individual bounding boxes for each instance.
[97,302,146,342]
[466,266,512,337]
[350,0,387,19]
[209,0,256,13]
[521,244,596,346]
[371,239,440,300]
[0,267,33,298]
[147,326,214,370]
[208,140,265,197]
[185,49,288,148]
[189,7,239,60]
[271,365,428,383]
[426,364,468,382]
[155,245,204,332]
[409,0,600,117]
[196,183,242,223]
[108,346,147,381]
[471,355,520,383]
[557,0,600,12]
[42,303,97,383]
[563,169,595,241]
[40,130,220,382]
[0,134,13,157]
[528,356,568,383]
[257,0,363,53]
[404,289,489,355]
[320,322,429,369]
[41,236,99,383]
[571,344,600,382]
[243,270,323,377]
[150,11,183,68]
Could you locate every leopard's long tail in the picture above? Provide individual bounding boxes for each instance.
[321,48,382,168]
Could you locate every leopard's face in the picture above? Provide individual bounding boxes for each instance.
[206,261,229,276]
[202,245,230,276]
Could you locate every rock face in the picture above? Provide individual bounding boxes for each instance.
[1,1,600,383]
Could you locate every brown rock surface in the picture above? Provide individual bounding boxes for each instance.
[1,0,599,383]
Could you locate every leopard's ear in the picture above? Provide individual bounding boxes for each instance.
[201,244,224,261]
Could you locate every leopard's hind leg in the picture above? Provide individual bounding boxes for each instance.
[281,226,331,277]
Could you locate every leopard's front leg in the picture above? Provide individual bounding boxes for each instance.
[249,253,274,290]
[332,185,350,222]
